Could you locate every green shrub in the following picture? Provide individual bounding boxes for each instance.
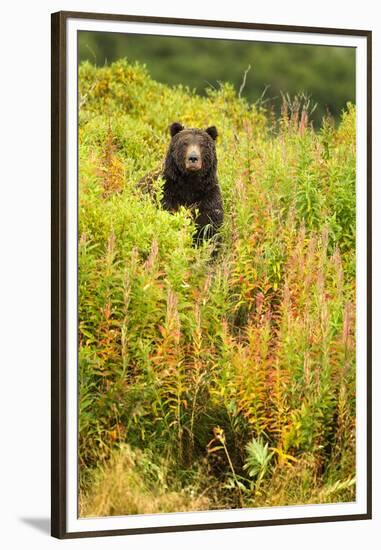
[78,59,356,514]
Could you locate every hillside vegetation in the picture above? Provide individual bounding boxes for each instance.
[78,60,356,517]
[79,32,355,124]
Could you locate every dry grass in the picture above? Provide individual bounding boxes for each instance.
[79,445,210,517]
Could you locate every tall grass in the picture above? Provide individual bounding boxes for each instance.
[78,59,356,515]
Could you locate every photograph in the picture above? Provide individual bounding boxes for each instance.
[51,11,371,538]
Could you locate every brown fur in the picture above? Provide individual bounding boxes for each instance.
[138,122,224,248]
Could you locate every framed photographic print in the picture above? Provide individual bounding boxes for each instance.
[51,10,372,539]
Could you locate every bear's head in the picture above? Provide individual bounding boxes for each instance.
[164,122,218,180]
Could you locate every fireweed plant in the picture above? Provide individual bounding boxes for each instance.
[78,60,356,516]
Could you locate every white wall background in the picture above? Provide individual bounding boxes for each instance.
[0,1,379,548]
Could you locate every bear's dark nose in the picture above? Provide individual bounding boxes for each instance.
[188,152,199,163]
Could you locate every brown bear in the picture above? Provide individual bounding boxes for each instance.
[139,122,224,248]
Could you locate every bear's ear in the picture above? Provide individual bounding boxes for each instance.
[206,126,218,141]
[169,122,184,137]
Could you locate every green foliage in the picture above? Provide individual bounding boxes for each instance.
[243,438,274,489]
[79,32,355,124]
[78,59,356,515]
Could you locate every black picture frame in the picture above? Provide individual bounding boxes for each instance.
[51,10,372,539]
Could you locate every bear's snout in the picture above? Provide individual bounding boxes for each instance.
[185,144,202,171]
[188,152,199,163]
